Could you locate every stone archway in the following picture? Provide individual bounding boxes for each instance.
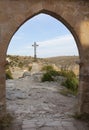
[0,0,89,117]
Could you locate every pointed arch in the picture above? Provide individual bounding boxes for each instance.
[6,9,81,58]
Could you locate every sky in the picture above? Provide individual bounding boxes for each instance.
[7,13,79,58]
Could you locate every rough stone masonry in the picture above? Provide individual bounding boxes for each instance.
[0,0,89,117]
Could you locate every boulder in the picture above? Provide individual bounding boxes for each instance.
[22,71,31,77]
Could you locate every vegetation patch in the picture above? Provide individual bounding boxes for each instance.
[47,70,60,76]
[42,65,54,72]
[41,66,79,95]
[28,66,32,71]
[6,68,13,80]
[41,72,54,82]
[41,65,60,82]
[62,77,78,94]
[59,69,76,78]
[59,70,78,95]
[59,87,77,96]
[18,62,23,68]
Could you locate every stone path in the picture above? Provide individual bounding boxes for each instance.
[6,76,89,130]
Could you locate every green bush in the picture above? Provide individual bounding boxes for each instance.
[41,65,60,82]
[41,67,78,94]
[42,65,54,72]
[60,70,78,94]
[28,66,32,71]
[6,69,13,79]
[18,62,23,68]
[62,77,78,94]
[48,70,60,76]
[41,72,54,82]
[59,70,76,78]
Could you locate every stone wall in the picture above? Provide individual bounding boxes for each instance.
[0,0,89,116]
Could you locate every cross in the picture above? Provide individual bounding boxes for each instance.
[32,42,39,61]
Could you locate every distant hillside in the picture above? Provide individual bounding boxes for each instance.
[6,55,79,78]
[45,56,79,68]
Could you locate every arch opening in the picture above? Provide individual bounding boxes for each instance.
[6,10,81,58]
[7,13,79,77]
[0,1,89,128]
[6,13,80,126]
[7,13,79,57]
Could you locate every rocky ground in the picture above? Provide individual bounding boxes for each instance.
[6,74,89,130]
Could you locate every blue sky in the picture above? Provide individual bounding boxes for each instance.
[7,13,79,58]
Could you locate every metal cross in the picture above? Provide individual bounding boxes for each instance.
[32,42,39,61]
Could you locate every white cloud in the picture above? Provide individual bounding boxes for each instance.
[38,34,73,46]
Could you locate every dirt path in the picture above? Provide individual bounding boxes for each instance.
[6,77,89,130]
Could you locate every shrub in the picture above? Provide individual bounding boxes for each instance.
[28,66,32,71]
[60,70,78,94]
[18,62,23,68]
[59,88,75,96]
[62,77,78,94]
[41,65,60,82]
[41,72,54,82]
[59,70,76,78]
[48,70,60,76]
[42,65,54,72]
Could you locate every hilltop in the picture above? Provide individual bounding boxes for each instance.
[6,55,79,78]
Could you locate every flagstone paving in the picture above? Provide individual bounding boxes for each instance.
[6,76,89,130]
